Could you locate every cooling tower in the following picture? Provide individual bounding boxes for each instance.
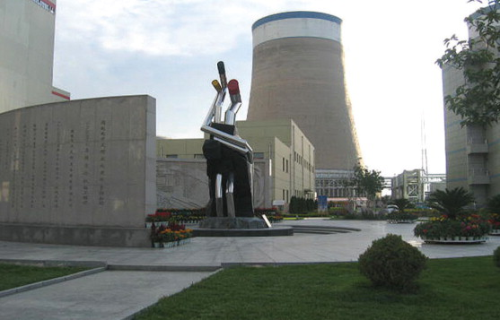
[248,11,361,171]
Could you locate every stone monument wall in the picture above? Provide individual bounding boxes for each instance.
[156,158,271,210]
[0,95,156,247]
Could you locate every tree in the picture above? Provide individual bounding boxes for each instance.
[353,164,385,206]
[427,187,475,219]
[289,196,298,214]
[436,1,500,126]
[392,198,412,213]
[380,195,391,206]
[339,177,356,211]
[486,194,500,212]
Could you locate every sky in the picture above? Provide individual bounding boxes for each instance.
[52,0,488,177]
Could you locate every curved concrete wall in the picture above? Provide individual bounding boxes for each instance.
[248,11,361,171]
[156,158,271,210]
[0,95,156,246]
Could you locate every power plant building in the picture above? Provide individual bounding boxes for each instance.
[0,0,156,247]
[156,119,316,209]
[442,6,500,206]
[247,12,362,175]
[0,0,70,114]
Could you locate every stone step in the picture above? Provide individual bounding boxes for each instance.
[284,225,360,235]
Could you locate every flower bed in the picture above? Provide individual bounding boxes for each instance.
[147,207,283,229]
[150,222,194,248]
[488,213,500,236]
[387,212,418,224]
[254,207,283,223]
[420,236,488,244]
[414,214,491,243]
[146,208,206,227]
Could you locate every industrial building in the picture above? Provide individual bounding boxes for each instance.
[156,119,316,210]
[442,6,500,207]
[0,0,155,247]
[247,11,361,172]
[246,11,362,203]
[391,169,446,204]
[0,0,70,114]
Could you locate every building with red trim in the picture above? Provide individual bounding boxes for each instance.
[0,0,70,114]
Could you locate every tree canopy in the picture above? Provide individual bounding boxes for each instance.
[427,187,475,219]
[353,164,385,201]
[436,0,500,126]
[392,198,413,213]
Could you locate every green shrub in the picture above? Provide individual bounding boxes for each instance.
[328,207,349,215]
[494,246,500,268]
[387,211,418,222]
[358,234,427,292]
[342,211,387,220]
[289,197,317,214]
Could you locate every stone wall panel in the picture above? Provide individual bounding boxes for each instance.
[0,95,156,247]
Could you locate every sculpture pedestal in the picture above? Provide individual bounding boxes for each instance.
[194,217,293,237]
[199,217,266,229]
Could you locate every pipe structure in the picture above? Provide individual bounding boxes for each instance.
[201,61,255,218]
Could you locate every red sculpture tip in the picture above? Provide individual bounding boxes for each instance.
[228,80,240,95]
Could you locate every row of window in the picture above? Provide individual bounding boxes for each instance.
[165,152,265,160]
[282,189,289,202]
[316,188,356,198]
[31,0,55,14]
[282,157,289,173]
[164,153,313,175]
[293,152,314,172]
[165,154,205,159]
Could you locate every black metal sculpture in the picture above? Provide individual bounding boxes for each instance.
[201,62,254,218]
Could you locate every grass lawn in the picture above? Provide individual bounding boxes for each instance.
[0,263,89,291]
[136,256,500,320]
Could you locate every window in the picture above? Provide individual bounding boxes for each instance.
[166,154,178,158]
[31,0,56,14]
[254,152,264,159]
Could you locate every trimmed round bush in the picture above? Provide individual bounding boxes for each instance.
[358,234,427,292]
[494,246,500,268]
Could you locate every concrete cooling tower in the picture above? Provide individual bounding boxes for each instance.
[247,11,361,171]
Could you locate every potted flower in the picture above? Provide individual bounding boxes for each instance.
[150,224,164,248]
[145,214,157,228]
[489,213,500,235]
[414,214,490,241]
[414,187,490,243]
[387,211,418,223]
[160,229,176,248]
[486,195,500,235]
[155,210,172,226]
[153,222,194,248]
[255,207,283,223]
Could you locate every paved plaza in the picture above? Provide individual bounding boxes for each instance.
[1,219,499,320]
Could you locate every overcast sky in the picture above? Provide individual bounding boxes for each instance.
[52,0,487,177]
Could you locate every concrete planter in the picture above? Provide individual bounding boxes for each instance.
[489,229,500,236]
[387,219,417,224]
[420,236,488,244]
[152,238,192,249]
